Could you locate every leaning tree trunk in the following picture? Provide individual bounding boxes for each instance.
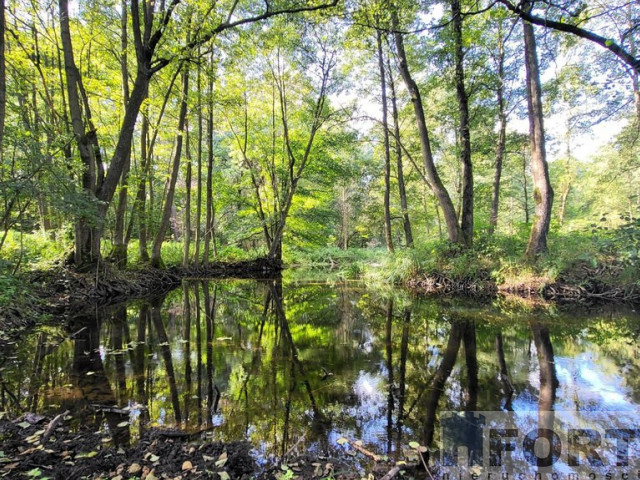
[391,10,462,244]
[522,11,554,258]
[150,66,189,267]
[388,57,413,247]
[377,30,394,253]
[452,0,473,246]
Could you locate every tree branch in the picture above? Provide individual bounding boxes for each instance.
[497,0,640,74]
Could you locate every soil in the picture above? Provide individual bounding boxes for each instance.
[0,413,418,480]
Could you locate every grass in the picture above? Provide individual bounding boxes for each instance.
[1,218,638,313]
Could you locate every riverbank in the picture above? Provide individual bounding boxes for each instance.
[0,411,420,480]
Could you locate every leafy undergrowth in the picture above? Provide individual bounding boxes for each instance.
[285,224,640,297]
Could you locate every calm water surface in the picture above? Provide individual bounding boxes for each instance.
[2,277,640,466]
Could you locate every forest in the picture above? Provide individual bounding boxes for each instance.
[0,0,639,297]
[2,2,640,478]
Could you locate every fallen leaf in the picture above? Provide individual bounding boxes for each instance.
[181,460,192,471]
[116,421,129,428]
[215,451,227,467]
[409,441,420,450]
[128,463,142,475]
[336,437,348,445]
[219,472,230,480]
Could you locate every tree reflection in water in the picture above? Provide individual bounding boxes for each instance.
[0,279,638,460]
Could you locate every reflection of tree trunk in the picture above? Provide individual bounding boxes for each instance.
[423,322,462,449]
[28,333,47,411]
[397,308,410,437]
[194,283,203,426]
[150,297,182,423]
[495,332,514,410]
[134,304,150,427]
[203,282,218,426]
[463,322,478,411]
[111,306,127,405]
[530,321,557,412]
[385,299,394,453]
[531,320,558,465]
[183,283,192,424]
[70,318,130,446]
[269,280,328,453]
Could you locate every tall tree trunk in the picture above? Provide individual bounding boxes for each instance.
[521,147,530,224]
[523,10,554,258]
[150,66,189,267]
[194,48,203,267]
[489,24,507,236]
[111,0,131,267]
[183,125,192,267]
[377,30,394,253]
[452,0,473,246]
[59,0,101,265]
[0,0,5,163]
[203,55,214,267]
[391,10,462,244]
[387,57,413,247]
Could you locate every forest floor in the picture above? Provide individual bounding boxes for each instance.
[0,412,421,480]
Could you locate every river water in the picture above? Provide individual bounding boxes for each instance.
[2,277,640,472]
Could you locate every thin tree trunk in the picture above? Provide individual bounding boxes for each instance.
[522,148,530,224]
[391,10,461,244]
[194,48,203,267]
[523,9,554,257]
[377,30,394,253]
[111,0,131,267]
[0,0,5,163]
[387,56,413,247]
[452,0,473,246]
[489,24,507,236]
[203,55,214,267]
[150,66,189,267]
[559,183,570,226]
[183,125,192,267]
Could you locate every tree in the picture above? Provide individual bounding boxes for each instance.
[391,7,463,245]
[451,0,473,245]
[57,0,339,267]
[522,4,554,257]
